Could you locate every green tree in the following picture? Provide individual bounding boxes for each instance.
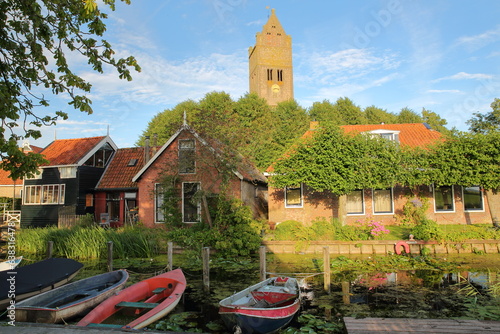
[0,0,140,179]
[466,98,500,134]
[308,100,341,124]
[332,97,366,125]
[397,107,423,123]
[364,105,397,124]
[233,93,275,169]
[270,100,309,161]
[137,100,198,146]
[421,108,450,134]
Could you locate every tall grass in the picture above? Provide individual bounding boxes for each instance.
[16,226,162,260]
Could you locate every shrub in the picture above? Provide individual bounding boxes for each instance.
[310,218,337,240]
[165,198,262,258]
[411,219,445,241]
[273,220,303,241]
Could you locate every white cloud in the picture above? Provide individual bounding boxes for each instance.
[455,25,500,51]
[433,72,494,82]
[426,89,462,94]
[297,48,401,87]
[78,49,248,108]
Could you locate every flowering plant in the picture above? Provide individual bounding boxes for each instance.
[368,220,390,238]
[355,218,390,239]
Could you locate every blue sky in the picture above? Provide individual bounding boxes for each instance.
[26,0,500,149]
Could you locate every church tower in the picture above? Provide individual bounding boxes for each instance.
[249,9,293,106]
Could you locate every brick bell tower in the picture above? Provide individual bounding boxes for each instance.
[248,8,293,106]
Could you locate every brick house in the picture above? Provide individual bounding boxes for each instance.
[21,136,117,227]
[93,147,147,227]
[132,123,268,227]
[268,122,499,226]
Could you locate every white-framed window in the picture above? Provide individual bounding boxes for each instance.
[463,186,484,212]
[179,139,195,174]
[155,183,165,223]
[367,129,400,143]
[24,184,65,205]
[434,185,455,212]
[59,166,77,179]
[373,188,393,214]
[285,184,303,208]
[182,182,200,223]
[347,190,364,215]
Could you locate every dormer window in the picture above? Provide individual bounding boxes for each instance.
[83,143,115,167]
[366,130,400,143]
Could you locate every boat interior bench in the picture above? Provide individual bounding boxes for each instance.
[116,301,159,309]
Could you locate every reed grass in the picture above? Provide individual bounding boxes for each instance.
[16,225,162,260]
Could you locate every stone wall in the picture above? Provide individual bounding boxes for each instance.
[262,240,500,255]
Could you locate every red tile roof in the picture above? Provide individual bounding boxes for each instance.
[40,136,107,166]
[0,145,46,184]
[97,147,146,190]
[341,123,443,147]
[0,169,19,185]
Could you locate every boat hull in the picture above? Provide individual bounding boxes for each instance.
[220,301,300,334]
[219,277,301,334]
[77,268,186,330]
[15,270,129,323]
[0,258,83,310]
[0,256,22,272]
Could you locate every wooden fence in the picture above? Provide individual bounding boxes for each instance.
[58,214,87,228]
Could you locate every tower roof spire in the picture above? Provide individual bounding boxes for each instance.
[262,8,286,35]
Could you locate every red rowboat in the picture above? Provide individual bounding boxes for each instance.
[77,268,186,329]
[219,276,301,334]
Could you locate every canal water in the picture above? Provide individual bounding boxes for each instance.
[9,253,500,332]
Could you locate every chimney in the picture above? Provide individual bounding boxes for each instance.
[152,133,158,155]
[310,121,319,130]
[144,136,150,164]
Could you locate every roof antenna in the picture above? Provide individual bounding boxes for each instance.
[107,124,110,136]
[183,111,187,126]
[54,130,57,141]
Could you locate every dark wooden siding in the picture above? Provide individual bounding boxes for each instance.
[21,166,105,227]
[76,166,105,215]
[21,167,61,227]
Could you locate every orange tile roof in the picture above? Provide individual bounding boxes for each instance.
[0,169,19,185]
[40,136,107,166]
[341,123,443,147]
[97,147,146,189]
[0,145,46,184]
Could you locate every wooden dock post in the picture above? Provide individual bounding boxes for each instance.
[323,246,331,294]
[259,246,266,281]
[202,247,210,293]
[167,242,173,271]
[107,241,113,272]
[46,240,53,259]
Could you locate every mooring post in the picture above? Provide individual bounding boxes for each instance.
[341,281,351,304]
[259,246,267,281]
[107,241,113,272]
[167,241,173,271]
[323,246,331,294]
[202,247,210,293]
[46,240,53,259]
